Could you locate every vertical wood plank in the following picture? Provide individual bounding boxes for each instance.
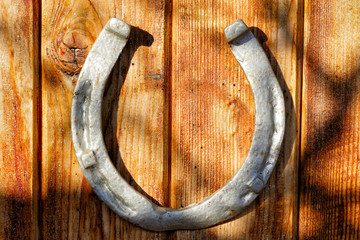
[170,0,301,238]
[110,0,171,239]
[0,0,40,239]
[41,0,169,238]
[300,0,360,239]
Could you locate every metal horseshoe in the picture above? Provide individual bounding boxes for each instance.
[71,18,285,231]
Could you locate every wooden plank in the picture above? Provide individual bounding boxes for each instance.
[41,0,169,238]
[300,0,360,239]
[0,0,40,239]
[170,0,301,238]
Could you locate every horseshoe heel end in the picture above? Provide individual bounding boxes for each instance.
[224,19,249,43]
[105,18,131,39]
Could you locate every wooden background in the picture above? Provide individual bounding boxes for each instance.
[0,0,359,239]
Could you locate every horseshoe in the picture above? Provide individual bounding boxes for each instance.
[71,18,285,231]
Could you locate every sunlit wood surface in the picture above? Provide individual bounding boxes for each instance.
[0,0,359,239]
[41,0,169,239]
[300,0,360,239]
[170,0,300,239]
[0,0,39,239]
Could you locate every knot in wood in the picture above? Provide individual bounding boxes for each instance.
[57,30,91,75]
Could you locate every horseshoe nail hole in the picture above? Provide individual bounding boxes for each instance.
[227,209,236,216]
[247,176,264,194]
[81,150,97,169]
[148,74,163,80]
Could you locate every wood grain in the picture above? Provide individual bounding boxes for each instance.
[300,0,360,239]
[2,0,360,238]
[170,0,301,239]
[41,0,169,238]
[0,0,40,239]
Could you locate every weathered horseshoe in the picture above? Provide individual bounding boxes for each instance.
[71,18,285,231]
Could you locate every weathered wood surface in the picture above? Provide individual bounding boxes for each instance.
[0,0,39,239]
[300,0,360,239]
[1,0,360,239]
[41,0,169,238]
[170,0,301,239]
[40,0,301,238]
